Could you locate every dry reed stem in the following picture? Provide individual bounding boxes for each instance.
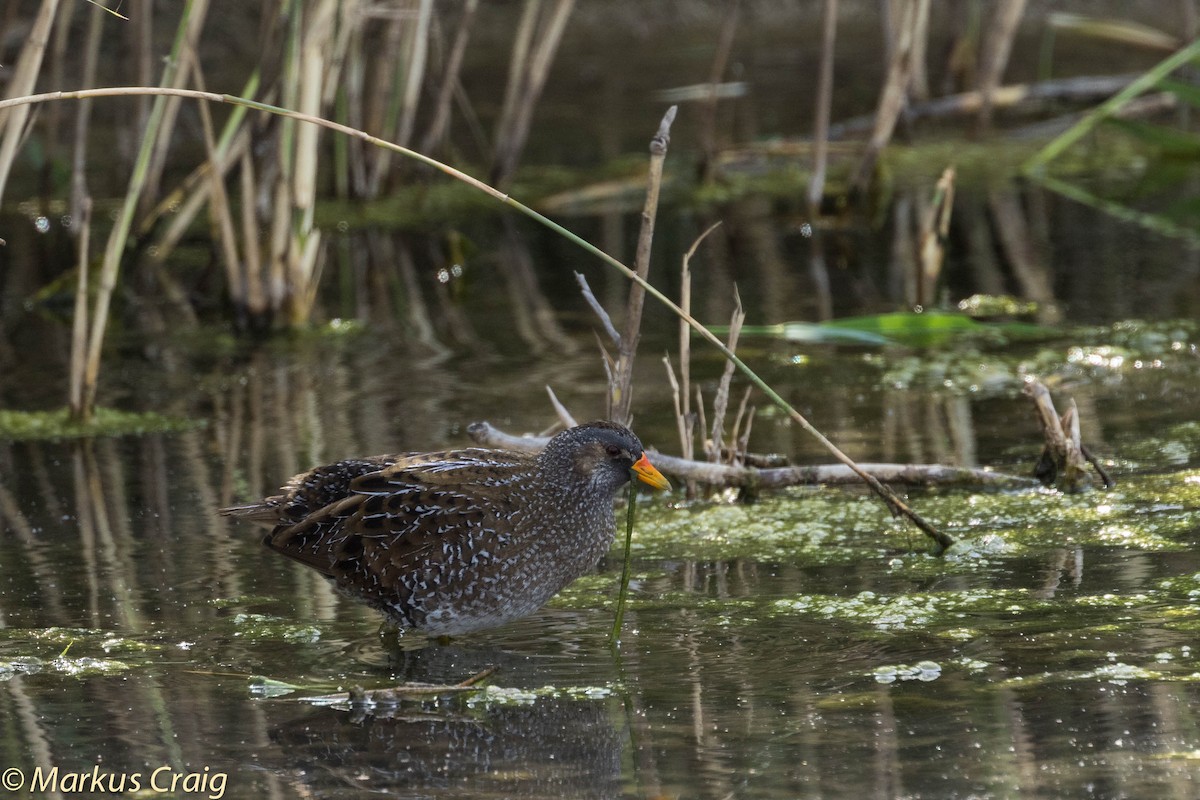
[490,0,575,188]
[82,2,201,418]
[368,0,431,194]
[728,385,753,467]
[976,0,1028,133]
[68,198,92,420]
[0,0,61,208]
[421,0,479,155]
[193,67,245,315]
[396,0,433,146]
[494,0,540,155]
[238,147,265,315]
[851,0,918,193]
[69,2,104,227]
[807,0,838,212]
[663,353,685,451]
[140,0,210,221]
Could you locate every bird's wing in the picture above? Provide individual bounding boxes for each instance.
[262,450,533,607]
[219,455,398,524]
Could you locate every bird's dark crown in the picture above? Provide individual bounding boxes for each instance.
[538,421,644,490]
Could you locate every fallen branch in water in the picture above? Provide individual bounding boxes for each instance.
[467,421,1038,490]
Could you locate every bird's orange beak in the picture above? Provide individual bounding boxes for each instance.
[631,453,672,491]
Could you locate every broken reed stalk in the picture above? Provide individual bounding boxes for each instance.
[681,224,719,449]
[0,86,953,551]
[669,222,721,498]
[612,105,676,426]
[916,166,955,308]
[1023,378,1111,492]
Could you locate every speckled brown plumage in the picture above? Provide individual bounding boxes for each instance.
[220,421,670,636]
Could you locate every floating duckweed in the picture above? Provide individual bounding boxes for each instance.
[632,493,897,563]
[772,587,1036,633]
[100,637,161,654]
[209,595,280,609]
[466,685,542,707]
[873,661,942,684]
[1085,663,1160,685]
[231,613,322,643]
[51,656,131,676]
[0,657,44,680]
[941,628,981,641]
[0,406,199,441]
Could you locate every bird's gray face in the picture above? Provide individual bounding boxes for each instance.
[572,438,641,495]
[540,421,671,496]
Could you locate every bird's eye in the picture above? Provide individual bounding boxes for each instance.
[605,444,621,457]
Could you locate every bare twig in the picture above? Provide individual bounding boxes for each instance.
[708,290,745,463]
[575,271,621,347]
[545,385,578,429]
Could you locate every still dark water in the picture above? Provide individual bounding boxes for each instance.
[2,283,1200,799]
